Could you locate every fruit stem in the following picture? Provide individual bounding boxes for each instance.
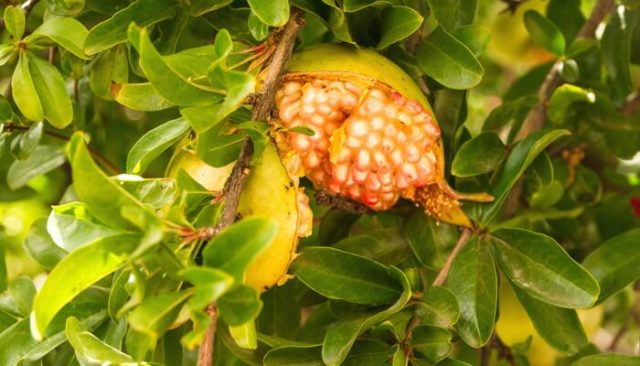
[196,8,306,366]
[432,228,472,287]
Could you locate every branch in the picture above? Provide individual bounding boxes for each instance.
[3,122,120,174]
[432,228,472,287]
[196,9,305,366]
[0,0,40,29]
[514,0,615,141]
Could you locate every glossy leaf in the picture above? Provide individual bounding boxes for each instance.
[447,237,497,348]
[573,354,640,366]
[4,6,25,39]
[128,25,219,106]
[416,26,483,89]
[322,268,411,366]
[218,285,262,326]
[247,0,289,27]
[480,129,570,225]
[128,290,192,341]
[66,317,136,364]
[190,0,233,16]
[509,282,588,354]
[11,54,43,122]
[47,0,85,16]
[111,82,174,111]
[31,234,139,339]
[452,131,506,177]
[31,17,90,60]
[23,218,66,270]
[292,247,403,305]
[10,121,42,160]
[548,84,596,124]
[523,10,565,56]
[403,211,454,268]
[28,54,73,128]
[84,0,178,55]
[425,0,476,30]
[417,286,459,328]
[583,229,640,304]
[47,202,128,252]
[8,144,65,190]
[492,228,599,308]
[376,6,423,50]
[203,217,278,282]
[67,132,161,230]
[452,25,490,56]
[90,45,129,100]
[264,346,323,366]
[181,266,234,310]
[127,118,190,174]
[411,325,452,364]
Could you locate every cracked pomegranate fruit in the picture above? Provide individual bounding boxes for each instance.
[274,44,492,227]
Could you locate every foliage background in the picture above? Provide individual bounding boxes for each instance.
[0,0,639,365]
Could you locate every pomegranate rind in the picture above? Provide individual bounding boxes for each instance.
[168,140,306,291]
[287,44,431,112]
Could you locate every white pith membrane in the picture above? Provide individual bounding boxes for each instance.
[275,76,442,211]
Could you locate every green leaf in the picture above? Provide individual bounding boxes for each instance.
[451,25,490,56]
[548,84,596,125]
[452,131,506,177]
[24,218,67,270]
[127,118,190,174]
[31,17,90,60]
[403,211,455,268]
[509,282,588,354]
[492,228,599,308]
[600,7,634,98]
[416,286,459,328]
[113,177,177,210]
[292,247,403,305]
[47,202,128,252]
[84,0,178,55]
[583,229,640,304]
[411,325,452,364]
[181,266,234,309]
[416,26,483,90]
[0,245,6,293]
[128,290,192,341]
[190,0,233,16]
[10,121,42,160]
[0,312,106,366]
[0,276,35,317]
[28,53,74,128]
[4,5,25,39]
[218,285,262,326]
[11,54,43,122]
[67,132,161,230]
[264,346,324,366]
[322,268,411,366]
[47,0,85,16]
[480,129,570,225]
[376,6,423,50]
[128,25,220,106]
[111,82,174,111]
[447,237,497,348]
[31,234,139,339]
[66,316,137,365]
[573,354,640,366]
[7,145,66,190]
[247,0,289,27]
[523,10,566,56]
[425,0,476,30]
[202,217,278,282]
[90,45,129,100]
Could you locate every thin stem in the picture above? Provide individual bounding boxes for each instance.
[432,228,472,287]
[196,9,305,366]
[514,0,615,141]
[3,122,120,174]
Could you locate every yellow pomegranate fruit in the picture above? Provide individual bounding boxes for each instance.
[273,44,492,227]
[168,141,312,291]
